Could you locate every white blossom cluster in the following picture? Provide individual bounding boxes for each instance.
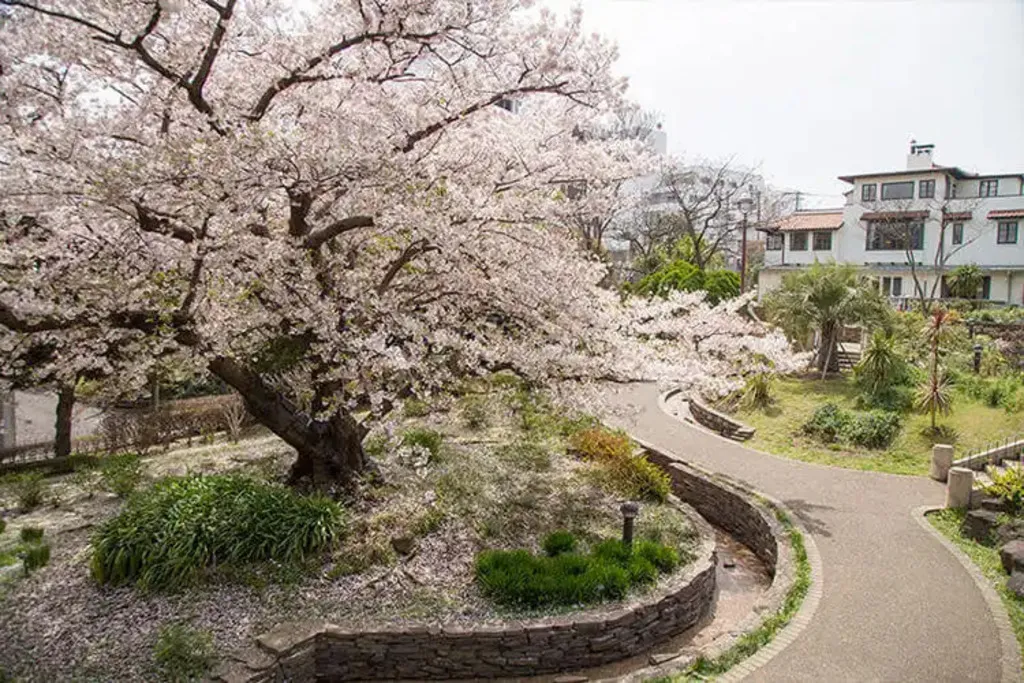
[0,1,800,429]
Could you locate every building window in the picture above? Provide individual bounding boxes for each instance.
[919,179,935,199]
[881,276,903,297]
[951,222,964,245]
[790,232,808,251]
[866,221,924,250]
[998,221,1019,244]
[861,183,877,202]
[812,231,832,251]
[766,232,783,251]
[881,181,915,200]
[982,276,992,300]
[980,179,999,197]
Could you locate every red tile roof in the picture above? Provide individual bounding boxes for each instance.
[766,210,843,232]
[988,209,1024,219]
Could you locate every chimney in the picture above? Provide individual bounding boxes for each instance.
[907,140,935,170]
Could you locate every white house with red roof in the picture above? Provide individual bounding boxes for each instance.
[758,143,1024,306]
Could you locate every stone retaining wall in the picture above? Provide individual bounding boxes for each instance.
[643,445,777,571]
[687,398,756,441]
[222,451,783,682]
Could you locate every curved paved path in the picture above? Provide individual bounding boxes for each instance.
[604,383,1013,683]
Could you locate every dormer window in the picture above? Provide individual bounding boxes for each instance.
[980,179,999,197]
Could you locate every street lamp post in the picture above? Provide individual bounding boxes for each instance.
[736,197,754,293]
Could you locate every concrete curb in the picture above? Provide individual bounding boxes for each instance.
[912,505,1022,683]
[637,390,827,682]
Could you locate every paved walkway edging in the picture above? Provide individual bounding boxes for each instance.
[912,505,1022,683]
[717,495,823,683]
[647,391,826,682]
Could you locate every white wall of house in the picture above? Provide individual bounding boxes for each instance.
[759,146,1024,305]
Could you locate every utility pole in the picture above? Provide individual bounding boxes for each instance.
[740,213,749,293]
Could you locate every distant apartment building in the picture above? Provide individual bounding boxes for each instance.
[609,129,769,278]
[759,143,1024,306]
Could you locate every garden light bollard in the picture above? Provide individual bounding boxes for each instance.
[930,444,954,482]
[945,467,974,509]
[973,344,983,374]
[621,502,640,547]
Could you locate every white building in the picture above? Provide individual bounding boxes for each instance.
[759,143,1024,306]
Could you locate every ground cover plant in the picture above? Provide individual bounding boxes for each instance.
[476,531,680,609]
[153,622,216,683]
[733,377,1022,475]
[91,474,344,590]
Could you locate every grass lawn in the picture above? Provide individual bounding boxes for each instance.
[734,376,1023,476]
[928,509,1024,670]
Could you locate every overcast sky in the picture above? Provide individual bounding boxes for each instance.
[542,0,1024,208]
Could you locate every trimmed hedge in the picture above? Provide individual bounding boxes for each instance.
[91,474,344,590]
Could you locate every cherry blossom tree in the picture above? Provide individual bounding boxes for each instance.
[0,0,800,489]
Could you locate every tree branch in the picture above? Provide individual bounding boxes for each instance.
[303,215,374,249]
[377,239,438,294]
[400,82,570,153]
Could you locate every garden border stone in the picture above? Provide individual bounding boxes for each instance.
[687,398,756,441]
[221,441,792,682]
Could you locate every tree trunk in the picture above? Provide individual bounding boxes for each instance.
[816,321,840,375]
[55,382,75,459]
[207,356,366,489]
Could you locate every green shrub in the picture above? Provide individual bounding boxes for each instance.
[100,452,144,497]
[841,411,902,449]
[856,385,915,413]
[475,536,680,609]
[570,427,669,503]
[982,466,1024,514]
[801,403,851,443]
[568,427,633,461]
[21,543,50,573]
[802,403,901,449]
[542,530,577,557]
[702,269,741,306]
[459,396,489,430]
[19,526,44,543]
[740,373,776,410]
[854,331,912,396]
[604,454,671,503]
[400,428,444,460]
[555,413,601,438]
[153,622,216,683]
[0,517,5,535]
[4,472,46,511]
[634,260,703,299]
[402,398,431,418]
[91,474,344,590]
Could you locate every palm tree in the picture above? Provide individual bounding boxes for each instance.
[947,264,984,302]
[765,263,890,377]
[917,308,957,431]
